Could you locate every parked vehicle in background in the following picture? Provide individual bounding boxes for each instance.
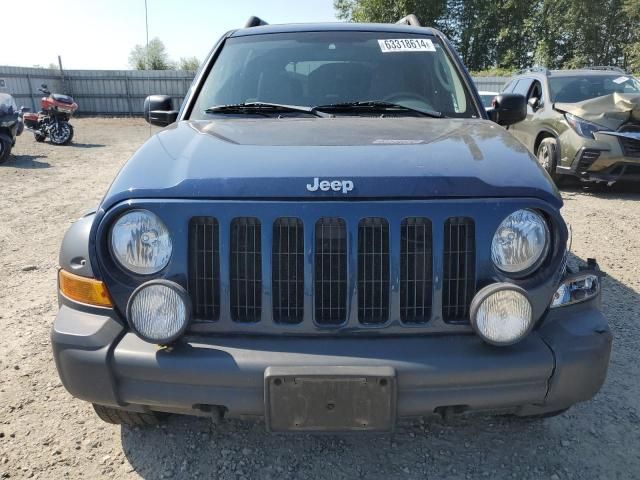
[504,67,640,185]
[52,15,610,433]
[0,93,24,163]
[478,90,498,109]
[22,84,77,145]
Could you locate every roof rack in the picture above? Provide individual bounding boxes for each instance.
[517,66,550,76]
[585,66,626,73]
[395,14,421,26]
[244,16,268,28]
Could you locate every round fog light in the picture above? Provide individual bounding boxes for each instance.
[470,284,533,346]
[127,280,191,344]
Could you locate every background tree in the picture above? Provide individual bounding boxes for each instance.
[129,37,172,70]
[335,0,447,28]
[177,56,201,71]
[624,0,640,72]
[334,0,640,73]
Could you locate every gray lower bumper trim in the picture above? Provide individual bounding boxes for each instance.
[51,304,611,418]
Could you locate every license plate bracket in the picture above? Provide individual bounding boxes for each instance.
[265,366,396,432]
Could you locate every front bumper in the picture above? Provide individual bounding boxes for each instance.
[52,301,612,421]
[558,130,640,182]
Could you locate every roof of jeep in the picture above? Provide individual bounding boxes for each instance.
[513,68,631,80]
[229,22,441,37]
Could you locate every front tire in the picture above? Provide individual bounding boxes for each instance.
[65,124,74,144]
[49,122,73,145]
[0,133,12,164]
[537,137,564,185]
[92,404,166,426]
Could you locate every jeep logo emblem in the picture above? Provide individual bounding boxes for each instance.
[306,177,354,194]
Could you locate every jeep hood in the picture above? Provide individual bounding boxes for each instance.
[554,93,640,129]
[101,117,561,210]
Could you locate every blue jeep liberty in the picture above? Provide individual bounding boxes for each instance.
[52,16,611,432]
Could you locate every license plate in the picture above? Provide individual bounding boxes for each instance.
[265,366,396,432]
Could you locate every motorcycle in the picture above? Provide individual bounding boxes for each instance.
[22,84,77,145]
[0,93,24,163]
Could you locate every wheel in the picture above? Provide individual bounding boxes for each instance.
[34,131,46,142]
[537,137,564,185]
[0,133,12,164]
[65,123,74,144]
[49,122,73,145]
[92,404,166,426]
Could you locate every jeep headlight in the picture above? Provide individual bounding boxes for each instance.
[110,209,172,275]
[491,209,549,274]
[470,283,533,346]
[127,280,190,344]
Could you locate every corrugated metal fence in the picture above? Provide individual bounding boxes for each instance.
[0,65,508,115]
[473,76,509,92]
[0,66,195,115]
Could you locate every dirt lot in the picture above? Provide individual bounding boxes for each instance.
[1,118,639,479]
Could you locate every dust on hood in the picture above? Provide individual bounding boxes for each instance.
[554,93,640,130]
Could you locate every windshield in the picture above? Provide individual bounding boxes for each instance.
[190,31,478,119]
[550,75,640,103]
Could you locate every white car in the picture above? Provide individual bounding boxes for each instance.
[478,90,499,109]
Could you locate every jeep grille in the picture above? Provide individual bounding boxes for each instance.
[188,215,476,328]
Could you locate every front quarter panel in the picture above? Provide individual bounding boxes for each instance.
[60,212,96,278]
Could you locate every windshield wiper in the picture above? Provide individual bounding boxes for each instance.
[313,100,443,118]
[205,102,330,118]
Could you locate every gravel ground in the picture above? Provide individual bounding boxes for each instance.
[1,118,639,479]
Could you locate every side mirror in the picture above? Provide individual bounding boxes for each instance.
[527,96,541,111]
[143,95,179,127]
[488,93,527,126]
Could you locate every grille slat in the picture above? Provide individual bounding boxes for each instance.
[230,218,262,323]
[358,218,389,324]
[619,124,640,158]
[442,217,475,323]
[400,218,433,323]
[314,218,347,325]
[272,218,304,323]
[189,217,220,321]
[619,137,640,158]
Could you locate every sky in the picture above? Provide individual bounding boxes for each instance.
[1,0,339,70]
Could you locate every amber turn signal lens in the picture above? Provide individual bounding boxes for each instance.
[58,270,113,308]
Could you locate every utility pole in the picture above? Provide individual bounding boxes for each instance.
[57,55,71,96]
[145,0,150,69]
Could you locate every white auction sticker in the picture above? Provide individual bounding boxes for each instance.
[378,38,436,53]
[613,76,629,84]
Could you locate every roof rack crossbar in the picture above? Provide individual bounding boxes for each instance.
[395,14,421,26]
[586,66,626,73]
[517,66,550,76]
[244,16,268,28]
